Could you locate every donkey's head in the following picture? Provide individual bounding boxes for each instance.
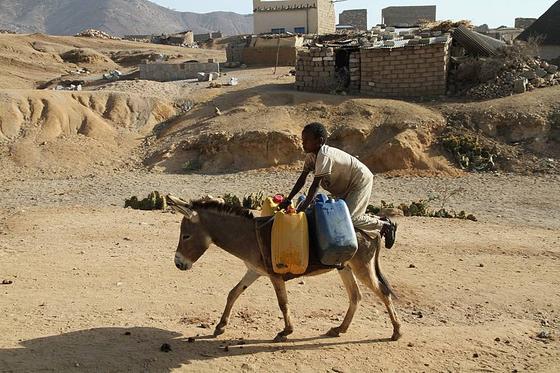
[167,195,212,271]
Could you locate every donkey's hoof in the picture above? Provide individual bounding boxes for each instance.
[391,330,402,341]
[273,333,288,343]
[326,327,341,337]
[213,327,225,337]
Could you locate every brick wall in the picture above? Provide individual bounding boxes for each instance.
[295,47,336,92]
[139,62,220,82]
[339,9,367,30]
[360,40,451,97]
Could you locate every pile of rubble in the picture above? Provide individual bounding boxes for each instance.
[76,29,121,40]
[314,26,451,49]
[452,55,559,100]
[0,29,16,34]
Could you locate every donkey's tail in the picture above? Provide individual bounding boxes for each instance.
[373,234,397,299]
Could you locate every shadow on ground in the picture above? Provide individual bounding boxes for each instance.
[0,327,394,372]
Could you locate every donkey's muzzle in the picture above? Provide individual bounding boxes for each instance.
[175,252,192,271]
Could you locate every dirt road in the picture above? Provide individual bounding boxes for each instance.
[1,171,559,372]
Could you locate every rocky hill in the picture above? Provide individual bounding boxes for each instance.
[0,0,253,36]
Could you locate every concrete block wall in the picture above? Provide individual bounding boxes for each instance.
[360,40,451,97]
[139,62,220,82]
[295,47,336,92]
[349,51,361,94]
[339,9,367,30]
[227,43,245,63]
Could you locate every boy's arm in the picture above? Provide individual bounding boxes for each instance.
[286,170,309,200]
[296,176,323,212]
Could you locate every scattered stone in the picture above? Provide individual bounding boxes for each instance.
[215,107,222,116]
[198,323,210,329]
[187,337,196,343]
[536,330,552,340]
[478,264,484,268]
[241,363,255,371]
[408,264,416,268]
[124,331,131,336]
[407,342,414,347]
[160,343,172,352]
[494,337,501,342]
[473,352,479,358]
[1,279,13,285]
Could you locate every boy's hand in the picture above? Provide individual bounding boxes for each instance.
[278,200,291,210]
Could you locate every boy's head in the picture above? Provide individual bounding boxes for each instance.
[302,122,327,154]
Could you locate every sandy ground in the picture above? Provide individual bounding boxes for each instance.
[1,171,559,372]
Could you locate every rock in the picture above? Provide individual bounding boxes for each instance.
[535,68,548,78]
[522,70,537,80]
[473,352,479,358]
[408,264,416,268]
[536,330,552,340]
[198,323,211,329]
[187,337,196,343]
[241,363,255,371]
[495,337,501,342]
[546,64,558,74]
[513,78,528,94]
[1,279,13,285]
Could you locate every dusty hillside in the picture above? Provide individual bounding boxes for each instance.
[0,0,253,36]
[0,89,177,177]
[0,33,225,89]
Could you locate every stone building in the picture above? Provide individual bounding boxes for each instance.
[382,5,436,27]
[253,0,335,35]
[295,34,452,97]
[339,9,368,31]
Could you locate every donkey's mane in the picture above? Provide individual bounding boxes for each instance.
[190,200,254,219]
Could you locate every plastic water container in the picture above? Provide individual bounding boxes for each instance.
[261,194,284,217]
[271,210,309,274]
[312,194,358,266]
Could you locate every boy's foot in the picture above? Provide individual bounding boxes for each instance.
[380,218,397,249]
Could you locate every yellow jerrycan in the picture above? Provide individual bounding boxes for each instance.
[261,194,284,217]
[271,209,309,275]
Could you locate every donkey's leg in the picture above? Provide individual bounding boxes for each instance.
[270,276,293,343]
[326,266,362,337]
[351,260,402,341]
[214,269,261,337]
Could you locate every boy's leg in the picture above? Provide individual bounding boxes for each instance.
[344,174,397,249]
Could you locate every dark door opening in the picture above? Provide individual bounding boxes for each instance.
[335,49,351,91]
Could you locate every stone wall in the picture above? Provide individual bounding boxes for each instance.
[360,40,451,97]
[139,61,220,82]
[295,47,336,92]
[339,9,367,30]
[382,6,436,27]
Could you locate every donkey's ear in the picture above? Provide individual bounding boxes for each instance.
[166,195,196,218]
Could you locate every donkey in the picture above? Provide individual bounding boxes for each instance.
[167,195,402,342]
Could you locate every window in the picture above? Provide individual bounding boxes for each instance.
[271,28,285,34]
[294,27,305,34]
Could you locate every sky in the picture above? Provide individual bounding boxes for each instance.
[151,0,556,28]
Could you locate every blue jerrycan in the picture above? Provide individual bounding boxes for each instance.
[312,194,358,266]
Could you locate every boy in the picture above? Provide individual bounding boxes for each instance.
[280,122,397,248]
